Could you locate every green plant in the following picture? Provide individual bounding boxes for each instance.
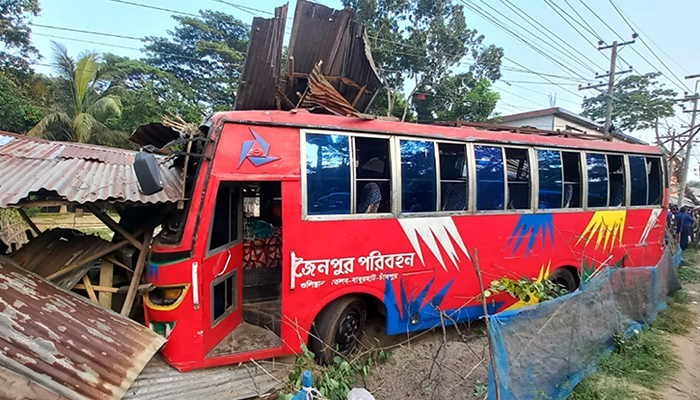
[677,265,700,283]
[601,329,678,389]
[651,293,696,335]
[473,380,487,397]
[485,276,568,304]
[278,344,390,400]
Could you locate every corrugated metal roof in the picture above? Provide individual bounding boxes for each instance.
[0,132,184,208]
[0,256,166,400]
[123,355,281,400]
[283,0,381,113]
[234,4,288,111]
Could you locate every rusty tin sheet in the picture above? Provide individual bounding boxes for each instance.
[0,256,166,400]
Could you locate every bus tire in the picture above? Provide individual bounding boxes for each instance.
[310,295,366,365]
[548,267,578,293]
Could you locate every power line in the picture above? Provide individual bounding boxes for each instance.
[607,0,691,93]
[497,0,605,70]
[31,23,248,57]
[32,23,142,41]
[461,0,592,81]
[608,0,688,75]
[541,0,600,49]
[561,0,603,41]
[103,0,199,17]
[472,0,597,77]
[501,81,581,106]
[32,33,219,63]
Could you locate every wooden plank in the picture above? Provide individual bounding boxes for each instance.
[104,255,133,273]
[82,275,98,303]
[121,227,154,316]
[46,239,130,280]
[74,283,154,294]
[98,260,113,308]
[17,208,41,236]
[85,204,141,248]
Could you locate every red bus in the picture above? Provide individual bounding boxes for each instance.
[141,110,666,371]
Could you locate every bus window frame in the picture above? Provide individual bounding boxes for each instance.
[301,129,395,221]
[205,179,244,257]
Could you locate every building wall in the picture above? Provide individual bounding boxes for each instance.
[500,114,555,130]
[552,116,597,134]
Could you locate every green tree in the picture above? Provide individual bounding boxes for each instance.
[344,0,503,119]
[0,71,43,133]
[414,73,500,122]
[144,10,249,112]
[103,54,205,133]
[581,72,677,133]
[28,43,126,146]
[0,0,41,82]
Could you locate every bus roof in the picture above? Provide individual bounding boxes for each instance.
[210,110,661,155]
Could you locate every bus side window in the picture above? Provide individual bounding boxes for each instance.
[537,149,562,209]
[400,140,437,212]
[209,183,239,252]
[438,143,468,211]
[646,157,663,205]
[306,134,351,215]
[607,154,625,207]
[505,147,531,210]
[475,145,505,211]
[355,137,391,213]
[562,151,582,208]
[629,155,648,206]
[586,153,608,208]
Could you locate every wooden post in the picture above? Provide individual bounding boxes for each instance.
[98,260,114,308]
[81,275,98,303]
[121,227,154,316]
[85,204,141,248]
[473,249,502,400]
[17,208,41,236]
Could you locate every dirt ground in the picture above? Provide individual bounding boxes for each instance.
[362,317,490,400]
[662,282,700,400]
[32,212,114,239]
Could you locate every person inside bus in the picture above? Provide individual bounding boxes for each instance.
[356,156,388,213]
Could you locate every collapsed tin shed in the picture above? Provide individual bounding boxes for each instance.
[0,256,166,400]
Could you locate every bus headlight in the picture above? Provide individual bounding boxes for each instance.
[145,284,189,310]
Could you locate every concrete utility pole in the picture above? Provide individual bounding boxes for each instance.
[676,73,700,207]
[579,39,635,137]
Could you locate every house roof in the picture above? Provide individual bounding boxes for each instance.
[500,107,647,145]
[0,132,184,208]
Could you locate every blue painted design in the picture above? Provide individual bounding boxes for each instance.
[147,263,159,282]
[237,128,281,167]
[383,277,504,335]
[506,213,555,257]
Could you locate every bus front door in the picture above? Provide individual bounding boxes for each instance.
[201,180,244,356]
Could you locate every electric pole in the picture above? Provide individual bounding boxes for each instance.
[579,38,635,137]
[676,73,700,207]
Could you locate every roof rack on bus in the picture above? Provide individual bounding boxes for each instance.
[429,119,612,141]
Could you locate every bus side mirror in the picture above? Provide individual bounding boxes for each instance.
[134,152,164,195]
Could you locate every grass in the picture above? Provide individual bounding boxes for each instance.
[678,247,700,283]
[569,290,695,400]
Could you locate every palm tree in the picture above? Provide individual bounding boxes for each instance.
[28,43,125,146]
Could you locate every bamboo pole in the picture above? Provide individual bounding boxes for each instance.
[17,208,41,236]
[81,275,98,303]
[85,204,141,248]
[120,227,154,316]
[473,248,502,400]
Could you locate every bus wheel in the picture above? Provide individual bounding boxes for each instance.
[310,296,366,364]
[548,267,579,293]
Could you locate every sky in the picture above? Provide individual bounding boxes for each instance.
[26,0,700,177]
